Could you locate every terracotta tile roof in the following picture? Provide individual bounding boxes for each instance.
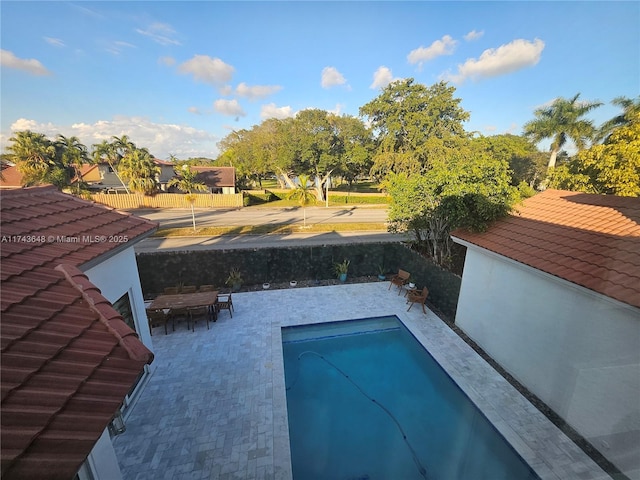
[1,186,157,479]
[0,166,24,189]
[192,166,236,188]
[451,189,640,309]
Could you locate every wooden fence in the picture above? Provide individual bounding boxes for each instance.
[91,193,243,209]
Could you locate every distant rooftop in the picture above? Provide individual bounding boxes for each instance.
[451,189,640,309]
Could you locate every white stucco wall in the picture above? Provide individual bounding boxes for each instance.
[80,246,155,480]
[84,247,154,354]
[454,245,640,479]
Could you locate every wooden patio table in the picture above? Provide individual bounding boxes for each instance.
[149,291,218,311]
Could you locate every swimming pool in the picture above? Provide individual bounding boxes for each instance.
[282,316,540,480]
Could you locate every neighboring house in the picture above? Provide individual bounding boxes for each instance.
[76,161,235,194]
[1,186,158,480]
[191,166,236,194]
[0,166,24,189]
[153,158,176,190]
[76,163,129,193]
[451,189,640,480]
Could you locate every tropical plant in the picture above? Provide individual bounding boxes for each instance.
[167,165,209,230]
[118,148,159,195]
[55,134,88,194]
[596,96,640,143]
[225,267,243,289]
[334,259,350,275]
[287,174,317,227]
[92,139,130,192]
[523,93,602,171]
[6,130,70,188]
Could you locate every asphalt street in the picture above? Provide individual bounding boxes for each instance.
[130,206,409,251]
[132,206,389,228]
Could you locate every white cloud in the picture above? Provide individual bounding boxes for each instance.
[44,37,65,47]
[407,35,457,66]
[105,41,136,56]
[188,106,201,115]
[158,56,176,67]
[1,49,51,76]
[235,82,282,100]
[178,55,234,86]
[464,30,484,41]
[443,38,545,84]
[6,116,219,159]
[321,66,347,88]
[213,99,246,117]
[136,22,181,46]
[260,103,294,120]
[328,104,344,116]
[370,66,400,89]
[219,85,233,96]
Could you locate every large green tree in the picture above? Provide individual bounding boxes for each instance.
[385,152,517,266]
[471,134,546,190]
[523,93,602,171]
[359,79,470,176]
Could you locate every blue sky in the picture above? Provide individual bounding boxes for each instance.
[1,1,638,159]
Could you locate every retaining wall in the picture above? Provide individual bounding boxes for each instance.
[136,243,461,319]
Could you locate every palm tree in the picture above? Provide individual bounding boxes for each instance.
[6,130,58,186]
[92,140,130,193]
[596,96,640,143]
[523,94,602,171]
[55,134,88,193]
[167,165,208,230]
[119,149,160,195]
[287,174,317,227]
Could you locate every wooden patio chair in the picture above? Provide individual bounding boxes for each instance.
[170,307,191,331]
[215,293,234,318]
[198,285,215,292]
[181,285,197,293]
[164,286,179,295]
[146,308,173,335]
[389,269,410,295]
[188,305,211,331]
[406,286,429,314]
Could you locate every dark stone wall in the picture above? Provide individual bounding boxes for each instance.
[136,242,461,319]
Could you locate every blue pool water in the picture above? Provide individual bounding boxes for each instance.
[282,316,540,480]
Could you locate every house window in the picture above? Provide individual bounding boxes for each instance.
[112,292,135,331]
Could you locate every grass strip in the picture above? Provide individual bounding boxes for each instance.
[153,222,388,238]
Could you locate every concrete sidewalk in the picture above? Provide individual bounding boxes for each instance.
[135,231,410,252]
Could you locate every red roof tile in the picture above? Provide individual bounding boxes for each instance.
[192,166,236,188]
[451,189,640,309]
[1,186,157,479]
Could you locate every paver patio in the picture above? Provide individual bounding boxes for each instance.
[113,282,609,480]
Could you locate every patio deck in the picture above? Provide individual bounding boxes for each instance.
[113,282,609,480]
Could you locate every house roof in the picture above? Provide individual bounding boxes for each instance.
[192,166,235,188]
[451,189,640,309]
[1,186,157,479]
[0,166,24,189]
[153,158,174,166]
